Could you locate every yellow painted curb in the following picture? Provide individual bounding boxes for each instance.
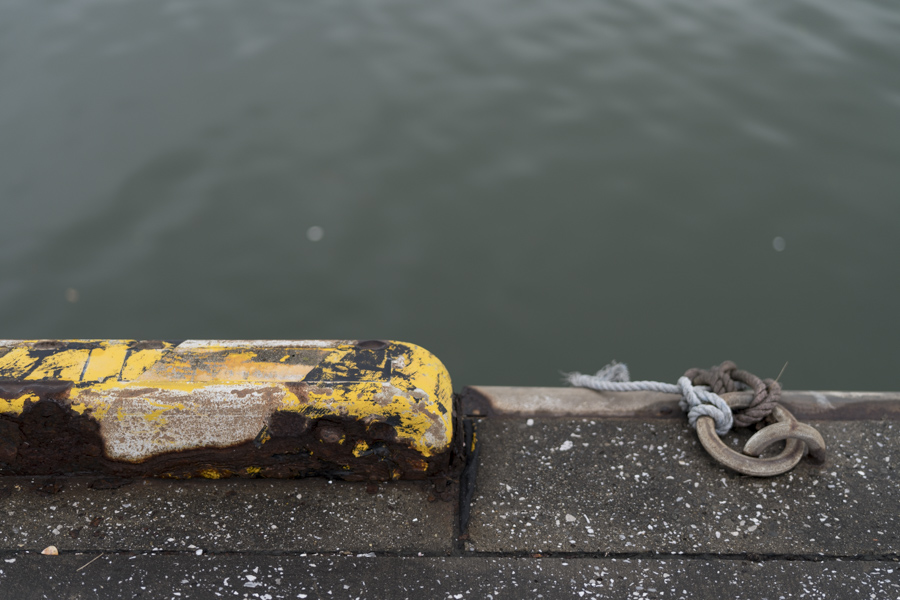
[0,340,454,480]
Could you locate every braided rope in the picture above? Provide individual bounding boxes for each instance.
[567,361,781,434]
[683,361,779,427]
[565,364,733,435]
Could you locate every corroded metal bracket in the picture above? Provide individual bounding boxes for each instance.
[0,340,455,481]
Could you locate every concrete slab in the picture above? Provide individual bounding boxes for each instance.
[0,477,455,554]
[467,418,900,556]
[1,553,897,599]
[2,384,899,599]
[462,386,900,421]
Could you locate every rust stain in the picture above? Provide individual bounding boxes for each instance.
[0,380,73,401]
[0,339,459,484]
[0,397,461,483]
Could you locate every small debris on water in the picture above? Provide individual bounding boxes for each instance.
[306,226,324,242]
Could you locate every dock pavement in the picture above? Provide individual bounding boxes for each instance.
[1,386,898,599]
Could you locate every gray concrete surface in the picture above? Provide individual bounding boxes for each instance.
[1,554,897,599]
[467,418,899,556]
[1,387,899,599]
[0,477,453,554]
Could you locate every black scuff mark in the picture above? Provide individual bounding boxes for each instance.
[458,417,480,543]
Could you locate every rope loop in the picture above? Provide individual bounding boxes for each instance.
[566,360,825,477]
[564,363,733,434]
[677,376,732,434]
[683,362,779,427]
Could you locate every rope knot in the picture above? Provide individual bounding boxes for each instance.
[677,376,732,435]
[563,362,734,435]
[684,362,779,428]
[683,360,738,395]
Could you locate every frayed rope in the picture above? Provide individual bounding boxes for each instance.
[565,362,733,435]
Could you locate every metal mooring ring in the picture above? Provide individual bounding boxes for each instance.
[695,393,824,477]
[743,404,826,464]
[695,414,805,477]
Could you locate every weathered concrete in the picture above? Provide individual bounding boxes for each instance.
[466,418,900,556]
[0,477,455,554]
[462,386,900,421]
[1,554,897,599]
[2,384,899,599]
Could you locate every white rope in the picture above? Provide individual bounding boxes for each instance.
[565,362,734,435]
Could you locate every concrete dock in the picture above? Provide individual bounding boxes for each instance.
[1,386,899,599]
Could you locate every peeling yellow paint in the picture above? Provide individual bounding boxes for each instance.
[0,340,454,466]
[277,389,304,411]
[0,393,38,415]
[304,381,445,454]
[352,441,369,457]
[193,350,316,382]
[122,349,166,380]
[143,400,187,422]
[0,348,40,377]
[246,466,261,474]
[25,349,90,381]
[255,427,271,446]
[198,468,232,479]
[87,401,112,421]
[83,343,130,381]
[68,402,88,415]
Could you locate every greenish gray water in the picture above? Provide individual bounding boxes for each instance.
[1,0,899,390]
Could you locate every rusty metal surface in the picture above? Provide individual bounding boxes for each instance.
[0,340,457,481]
[692,393,828,477]
[743,406,827,463]
[695,405,806,477]
[461,385,900,420]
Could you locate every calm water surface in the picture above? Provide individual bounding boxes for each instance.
[1,0,899,390]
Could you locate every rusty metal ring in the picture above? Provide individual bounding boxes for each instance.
[694,392,817,477]
[744,404,826,464]
[695,414,806,477]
